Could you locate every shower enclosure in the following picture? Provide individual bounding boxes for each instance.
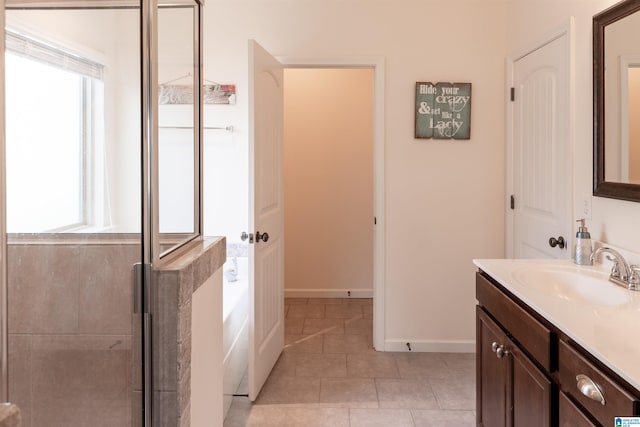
[0,0,203,426]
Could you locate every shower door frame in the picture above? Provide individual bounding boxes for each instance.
[0,1,204,427]
[0,0,6,405]
[142,0,204,426]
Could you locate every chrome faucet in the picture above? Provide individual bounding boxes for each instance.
[590,247,640,291]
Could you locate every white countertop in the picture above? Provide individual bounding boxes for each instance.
[474,258,640,391]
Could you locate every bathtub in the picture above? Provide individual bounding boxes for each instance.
[222,257,249,419]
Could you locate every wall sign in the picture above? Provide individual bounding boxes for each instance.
[159,83,236,105]
[415,82,471,140]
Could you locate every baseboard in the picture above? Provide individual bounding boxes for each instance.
[383,339,476,353]
[284,289,373,299]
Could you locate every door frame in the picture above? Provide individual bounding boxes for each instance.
[505,19,575,258]
[620,54,640,183]
[278,56,385,351]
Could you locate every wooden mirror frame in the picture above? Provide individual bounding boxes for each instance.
[593,0,640,202]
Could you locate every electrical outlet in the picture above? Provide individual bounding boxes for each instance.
[582,194,592,219]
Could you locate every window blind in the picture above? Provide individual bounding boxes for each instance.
[5,29,104,80]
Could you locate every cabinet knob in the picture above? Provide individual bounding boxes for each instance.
[491,342,509,359]
[576,374,606,405]
[495,346,508,359]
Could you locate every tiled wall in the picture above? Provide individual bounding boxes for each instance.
[6,235,226,427]
[7,236,140,427]
[152,237,226,427]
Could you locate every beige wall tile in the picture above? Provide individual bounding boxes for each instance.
[8,245,80,334]
[77,244,138,335]
[178,265,194,307]
[8,335,32,427]
[30,335,131,426]
[153,271,179,391]
[154,391,178,426]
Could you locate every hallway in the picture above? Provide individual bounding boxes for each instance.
[224,298,476,426]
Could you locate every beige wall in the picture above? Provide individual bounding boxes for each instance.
[507,0,640,256]
[203,0,507,349]
[283,68,374,295]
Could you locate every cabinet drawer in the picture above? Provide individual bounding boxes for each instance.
[559,392,598,427]
[558,340,639,425]
[476,272,553,372]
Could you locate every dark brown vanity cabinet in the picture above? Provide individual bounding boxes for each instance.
[476,304,553,427]
[559,391,598,427]
[477,307,509,427]
[476,271,640,427]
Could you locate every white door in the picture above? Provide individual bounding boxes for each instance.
[512,33,571,259]
[247,39,285,401]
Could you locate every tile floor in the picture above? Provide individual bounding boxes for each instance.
[224,298,476,427]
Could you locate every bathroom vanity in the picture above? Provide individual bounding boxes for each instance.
[475,259,640,427]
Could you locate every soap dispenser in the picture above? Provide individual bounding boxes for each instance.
[573,218,593,265]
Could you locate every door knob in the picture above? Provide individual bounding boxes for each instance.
[256,231,269,243]
[241,232,254,243]
[549,236,565,249]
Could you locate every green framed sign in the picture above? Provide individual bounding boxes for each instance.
[415,82,472,140]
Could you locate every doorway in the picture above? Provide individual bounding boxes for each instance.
[280,59,385,352]
[224,53,386,412]
[283,68,374,299]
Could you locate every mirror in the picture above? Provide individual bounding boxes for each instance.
[594,0,640,201]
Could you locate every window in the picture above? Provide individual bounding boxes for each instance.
[5,30,105,232]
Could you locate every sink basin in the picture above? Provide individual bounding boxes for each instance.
[512,266,632,307]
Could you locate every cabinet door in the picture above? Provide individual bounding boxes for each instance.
[512,343,554,427]
[477,307,509,427]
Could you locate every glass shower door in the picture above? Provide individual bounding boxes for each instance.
[4,5,143,427]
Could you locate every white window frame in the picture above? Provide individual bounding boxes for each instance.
[5,26,107,232]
